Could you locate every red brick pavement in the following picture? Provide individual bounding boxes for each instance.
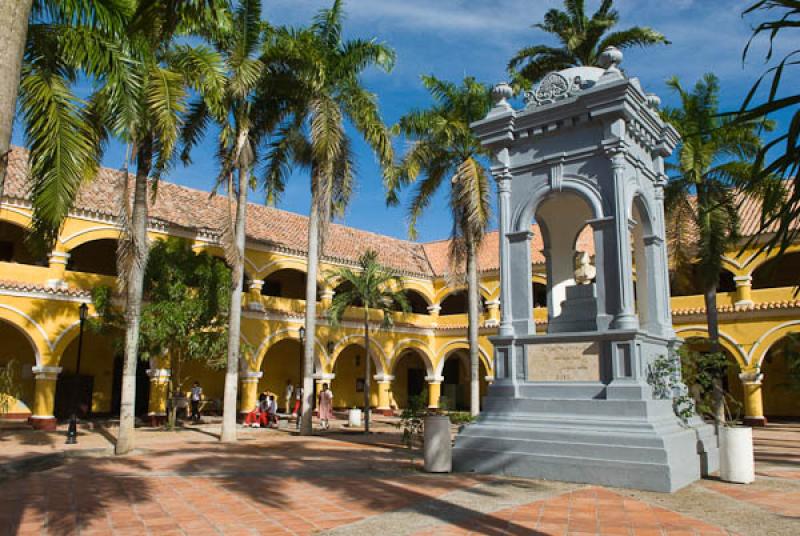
[412,487,731,536]
[1,435,490,536]
[703,480,800,518]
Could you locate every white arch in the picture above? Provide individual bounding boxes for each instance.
[674,325,748,366]
[329,334,388,375]
[252,328,326,370]
[747,319,800,366]
[0,304,47,365]
[512,176,605,233]
[58,225,121,247]
[434,340,492,377]
[389,338,436,376]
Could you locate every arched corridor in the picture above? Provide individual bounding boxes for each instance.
[331,344,380,408]
[0,222,46,265]
[257,338,303,399]
[0,320,37,417]
[391,350,428,409]
[67,239,118,276]
[761,334,800,418]
[440,350,489,411]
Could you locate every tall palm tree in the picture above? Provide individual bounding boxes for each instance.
[663,73,770,422]
[9,0,133,235]
[180,0,263,444]
[387,76,492,417]
[264,0,394,435]
[87,0,230,455]
[508,0,668,87]
[735,0,800,253]
[326,249,408,433]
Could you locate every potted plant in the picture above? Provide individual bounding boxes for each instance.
[679,344,753,484]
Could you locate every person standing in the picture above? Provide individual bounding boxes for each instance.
[284,380,294,415]
[190,381,203,423]
[294,384,303,430]
[318,383,334,430]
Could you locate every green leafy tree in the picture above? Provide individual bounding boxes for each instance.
[388,76,492,417]
[84,0,231,455]
[733,1,800,253]
[326,249,408,433]
[508,0,668,87]
[92,238,231,427]
[662,74,770,423]
[263,0,394,435]
[179,0,294,443]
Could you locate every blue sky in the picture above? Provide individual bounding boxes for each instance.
[13,0,799,242]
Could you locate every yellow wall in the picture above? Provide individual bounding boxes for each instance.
[60,330,120,413]
[331,344,380,408]
[1,200,799,422]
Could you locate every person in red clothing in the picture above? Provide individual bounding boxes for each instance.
[244,392,267,427]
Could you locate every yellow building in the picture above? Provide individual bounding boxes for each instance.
[0,147,798,429]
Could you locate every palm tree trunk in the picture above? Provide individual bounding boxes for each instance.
[363,309,371,434]
[0,0,33,198]
[116,140,152,455]
[220,165,249,443]
[300,195,321,435]
[704,284,726,424]
[467,239,480,417]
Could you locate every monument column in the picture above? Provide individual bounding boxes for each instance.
[496,170,514,337]
[652,175,676,335]
[607,145,638,330]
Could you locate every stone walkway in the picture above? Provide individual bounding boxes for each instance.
[1,418,799,535]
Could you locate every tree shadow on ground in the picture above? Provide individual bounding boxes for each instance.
[154,435,550,535]
[0,456,153,536]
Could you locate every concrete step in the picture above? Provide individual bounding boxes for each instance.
[481,397,675,419]
[454,433,671,464]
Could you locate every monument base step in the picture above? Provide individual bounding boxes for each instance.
[453,400,718,493]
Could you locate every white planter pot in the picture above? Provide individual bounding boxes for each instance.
[348,408,362,427]
[424,415,452,473]
[719,426,754,484]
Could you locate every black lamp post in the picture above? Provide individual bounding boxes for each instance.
[66,302,89,444]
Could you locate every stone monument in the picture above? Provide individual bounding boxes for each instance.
[453,48,718,493]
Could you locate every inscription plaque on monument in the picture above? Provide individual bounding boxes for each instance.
[527,342,600,381]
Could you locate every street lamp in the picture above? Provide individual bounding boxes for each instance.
[66,302,89,444]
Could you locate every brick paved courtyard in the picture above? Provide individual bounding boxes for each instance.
[1,418,799,535]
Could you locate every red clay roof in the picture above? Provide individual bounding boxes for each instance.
[4,146,790,278]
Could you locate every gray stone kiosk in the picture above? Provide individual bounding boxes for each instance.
[453,48,718,493]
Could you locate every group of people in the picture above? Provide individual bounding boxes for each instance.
[243,380,335,430]
[244,392,279,428]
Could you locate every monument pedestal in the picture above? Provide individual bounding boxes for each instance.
[453,331,718,493]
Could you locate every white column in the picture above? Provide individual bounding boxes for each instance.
[496,171,514,336]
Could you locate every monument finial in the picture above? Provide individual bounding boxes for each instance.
[488,81,514,116]
[598,46,623,71]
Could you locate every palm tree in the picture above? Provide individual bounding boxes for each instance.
[508,0,668,87]
[180,0,262,444]
[88,0,230,455]
[734,0,800,253]
[8,0,133,235]
[326,249,408,432]
[264,0,394,435]
[387,76,492,417]
[663,73,770,423]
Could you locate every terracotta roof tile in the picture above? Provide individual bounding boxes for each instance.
[5,147,432,276]
[0,279,91,298]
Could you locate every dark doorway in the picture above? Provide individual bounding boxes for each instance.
[407,368,425,402]
[111,355,151,417]
[443,355,467,410]
[54,374,94,420]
